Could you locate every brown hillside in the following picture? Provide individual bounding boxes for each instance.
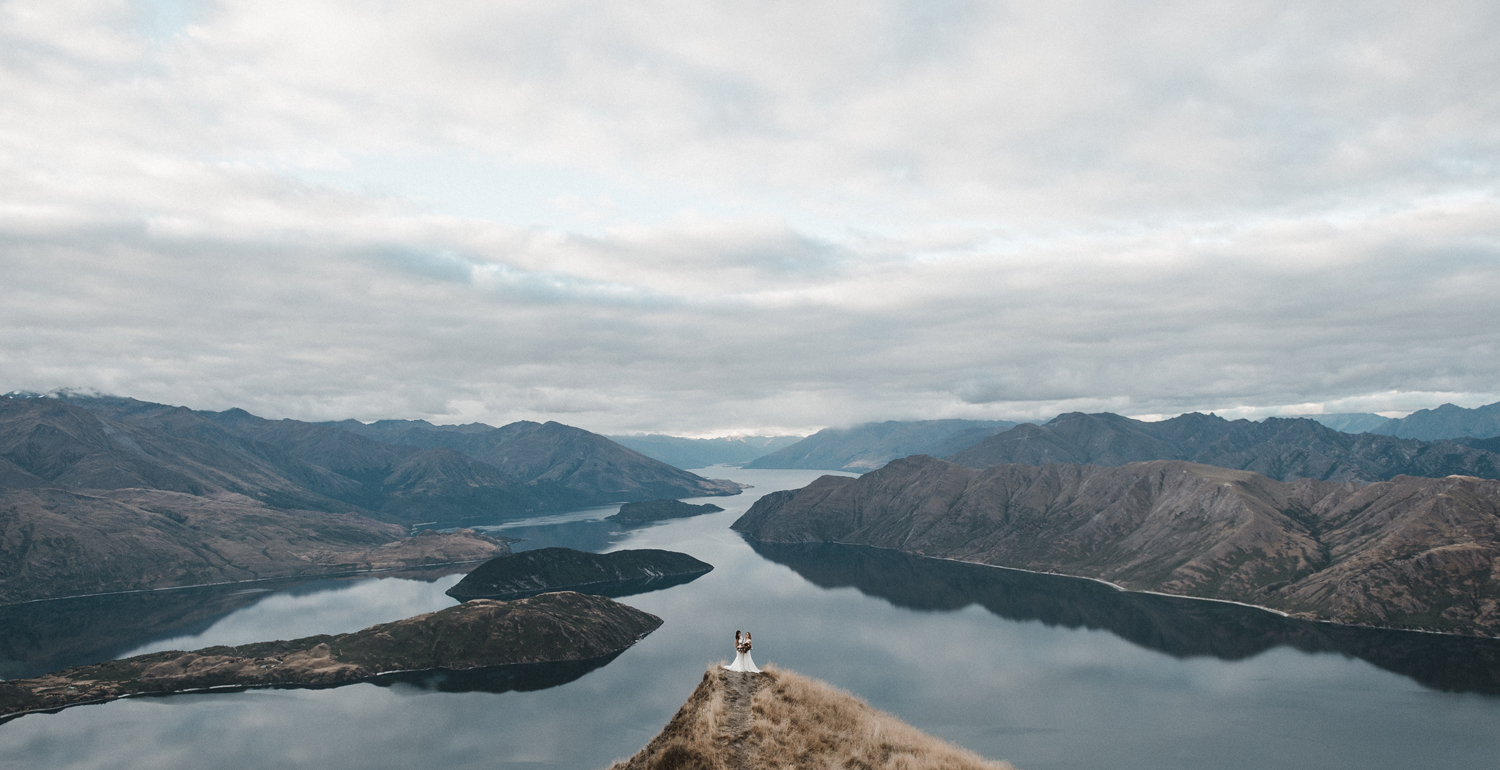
[733,456,1500,636]
[0,487,509,603]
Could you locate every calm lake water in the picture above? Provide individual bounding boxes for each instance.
[3,467,1500,770]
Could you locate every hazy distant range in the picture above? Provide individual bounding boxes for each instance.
[618,401,1500,475]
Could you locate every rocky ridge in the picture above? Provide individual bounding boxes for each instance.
[746,419,1018,472]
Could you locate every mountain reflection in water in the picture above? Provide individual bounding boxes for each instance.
[0,586,272,680]
[746,539,1500,695]
[0,564,477,681]
[369,652,625,694]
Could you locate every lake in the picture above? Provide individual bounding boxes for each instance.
[3,467,1499,770]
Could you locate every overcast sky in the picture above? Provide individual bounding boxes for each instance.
[3,0,1498,436]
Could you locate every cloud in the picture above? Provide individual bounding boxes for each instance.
[1,1,1498,433]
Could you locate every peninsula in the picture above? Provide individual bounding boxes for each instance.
[606,499,724,525]
[0,591,661,720]
[733,455,1500,637]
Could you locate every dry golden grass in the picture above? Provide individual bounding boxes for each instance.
[607,664,1015,770]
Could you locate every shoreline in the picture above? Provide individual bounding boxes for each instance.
[0,593,660,722]
[746,536,1498,641]
[0,652,628,724]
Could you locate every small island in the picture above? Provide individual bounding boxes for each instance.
[606,499,725,525]
[445,547,714,601]
[0,592,661,721]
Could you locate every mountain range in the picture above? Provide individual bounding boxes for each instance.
[1376,401,1500,440]
[2,393,740,525]
[745,419,1019,472]
[946,411,1500,483]
[0,393,741,603]
[1311,402,1500,441]
[665,406,1500,477]
[733,455,1500,636]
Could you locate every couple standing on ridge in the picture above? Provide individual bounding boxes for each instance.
[724,630,761,673]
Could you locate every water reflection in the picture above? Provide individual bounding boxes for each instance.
[371,652,626,694]
[747,540,1500,695]
[0,586,276,680]
[467,506,625,553]
[121,574,466,658]
[4,468,1500,770]
[0,572,467,679]
[450,569,711,602]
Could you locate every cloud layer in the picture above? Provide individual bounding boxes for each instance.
[2,0,1498,433]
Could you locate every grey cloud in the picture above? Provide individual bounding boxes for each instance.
[1,1,1499,435]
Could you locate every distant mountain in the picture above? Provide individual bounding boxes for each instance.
[1307,403,1500,440]
[0,486,509,604]
[945,411,1500,483]
[733,455,1500,636]
[1308,413,1395,434]
[744,419,1019,472]
[17,394,546,522]
[606,434,802,469]
[0,392,740,604]
[1,395,362,513]
[13,394,742,519]
[329,419,744,507]
[1368,402,1500,441]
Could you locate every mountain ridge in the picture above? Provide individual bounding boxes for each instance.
[732,455,1500,636]
[0,392,739,603]
[946,411,1500,483]
[1370,401,1500,440]
[745,419,1019,472]
[329,417,745,508]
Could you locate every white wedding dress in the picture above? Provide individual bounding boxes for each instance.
[723,645,761,674]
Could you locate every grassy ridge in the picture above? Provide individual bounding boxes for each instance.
[609,665,1015,770]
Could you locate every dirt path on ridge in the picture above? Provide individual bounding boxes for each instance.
[721,670,763,770]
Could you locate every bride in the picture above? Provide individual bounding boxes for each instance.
[723,630,761,674]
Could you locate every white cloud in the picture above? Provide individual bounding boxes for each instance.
[1,0,1498,433]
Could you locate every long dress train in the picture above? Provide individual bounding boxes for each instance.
[724,647,760,674]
